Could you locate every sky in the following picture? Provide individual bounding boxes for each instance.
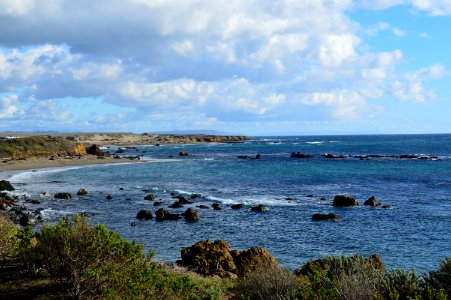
[0,0,450,135]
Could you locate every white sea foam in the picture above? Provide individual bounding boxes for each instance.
[306,141,323,144]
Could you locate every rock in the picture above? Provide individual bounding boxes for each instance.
[106,195,112,200]
[0,180,14,191]
[29,199,41,205]
[19,214,35,226]
[169,202,183,208]
[212,203,222,210]
[255,154,261,159]
[322,153,345,159]
[185,208,200,221]
[332,195,359,207]
[86,144,102,155]
[251,205,268,212]
[54,192,72,200]
[307,194,314,197]
[42,192,51,197]
[77,188,88,196]
[237,155,250,159]
[179,240,278,278]
[231,203,244,209]
[156,208,180,220]
[381,205,392,209]
[312,213,341,221]
[153,201,163,206]
[291,152,313,158]
[144,194,157,201]
[173,196,192,204]
[364,195,381,207]
[179,151,189,156]
[191,194,201,199]
[197,205,209,209]
[136,210,153,220]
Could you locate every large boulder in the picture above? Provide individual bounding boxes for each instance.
[179,240,278,278]
[332,195,359,207]
[364,195,381,207]
[54,192,72,200]
[136,210,153,220]
[184,208,199,221]
[0,180,14,191]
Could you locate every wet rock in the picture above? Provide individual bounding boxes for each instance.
[29,199,41,205]
[169,202,184,208]
[106,195,113,200]
[312,213,341,221]
[322,153,345,159]
[212,203,222,210]
[191,194,201,199]
[136,210,153,220]
[231,203,244,209]
[197,205,209,209]
[54,192,72,200]
[156,208,181,220]
[307,194,314,197]
[19,214,35,226]
[185,208,200,221]
[382,205,393,209]
[255,154,261,159]
[0,180,15,191]
[251,204,268,212]
[291,152,313,158]
[173,196,192,204]
[332,195,359,207]
[364,195,381,207]
[153,201,163,206]
[179,151,189,156]
[77,188,88,196]
[144,194,157,201]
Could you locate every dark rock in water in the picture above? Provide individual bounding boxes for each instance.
[179,151,189,156]
[19,215,32,226]
[191,194,201,199]
[0,180,15,191]
[131,222,137,226]
[322,153,345,159]
[237,155,250,159]
[212,203,222,210]
[29,199,41,204]
[54,192,72,200]
[156,208,180,220]
[144,194,157,201]
[399,154,418,159]
[251,205,268,212]
[119,187,124,190]
[154,201,163,206]
[307,194,314,198]
[106,195,112,200]
[291,152,313,158]
[77,188,88,196]
[382,205,393,209]
[320,197,326,201]
[86,144,109,156]
[179,240,278,278]
[169,202,184,208]
[312,213,341,221]
[364,195,381,207]
[255,154,261,159]
[185,208,200,221]
[136,210,153,220]
[173,196,192,204]
[231,203,244,209]
[197,205,209,209]
[333,195,359,207]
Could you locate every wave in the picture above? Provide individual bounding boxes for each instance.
[306,141,324,144]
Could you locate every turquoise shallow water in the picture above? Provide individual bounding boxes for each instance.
[8,134,451,272]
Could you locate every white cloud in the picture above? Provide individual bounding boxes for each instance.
[360,0,451,15]
[392,27,406,37]
[0,94,22,119]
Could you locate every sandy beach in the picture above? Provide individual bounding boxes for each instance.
[0,156,141,174]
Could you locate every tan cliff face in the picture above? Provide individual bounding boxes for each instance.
[73,144,87,155]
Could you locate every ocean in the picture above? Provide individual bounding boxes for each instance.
[7,134,451,272]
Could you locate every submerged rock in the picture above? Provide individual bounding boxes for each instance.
[156,208,181,220]
[312,213,341,221]
[333,195,359,207]
[364,195,381,207]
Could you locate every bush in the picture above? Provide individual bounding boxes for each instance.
[425,257,451,298]
[295,269,340,300]
[0,213,18,265]
[234,264,300,300]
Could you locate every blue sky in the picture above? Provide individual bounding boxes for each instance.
[0,0,450,135]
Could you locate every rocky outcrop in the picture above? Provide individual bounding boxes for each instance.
[86,144,110,157]
[231,203,244,209]
[364,195,381,207]
[0,180,14,191]
[184,208,199,221]
[251,205,268,212]
[178,240,278,278]
[136,210,153,220]
[291,152,314,158]
[73,144,87,155]
[332,195,359,207]
[144,194,157,200]
[173,196,192,204]
[312,213,341,221]
[179,151,189,156]
[54,193,72,200]
[77,188,88,196]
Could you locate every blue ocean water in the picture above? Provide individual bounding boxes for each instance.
[8,134,451,272]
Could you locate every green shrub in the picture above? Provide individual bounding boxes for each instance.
[426,257,451,296]
[234,264,300,300]
[0,212,18,265]
[295,269,340,300]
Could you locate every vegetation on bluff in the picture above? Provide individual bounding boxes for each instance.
[1,213,449,299]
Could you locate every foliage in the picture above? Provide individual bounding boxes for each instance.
[295,269,340,300]
[0,212,18,265]
[234,264,300,300]
[0,136,80,158]
[425,257,451,297]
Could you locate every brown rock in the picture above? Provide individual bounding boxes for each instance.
[179,151,189,156]
[54,192,72,199]
[332,195,359,207]
[184,208,200,221]
[77,188,88,196]
[364,195,381,207]
[144,194,157,201]
[136,210,153,220]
